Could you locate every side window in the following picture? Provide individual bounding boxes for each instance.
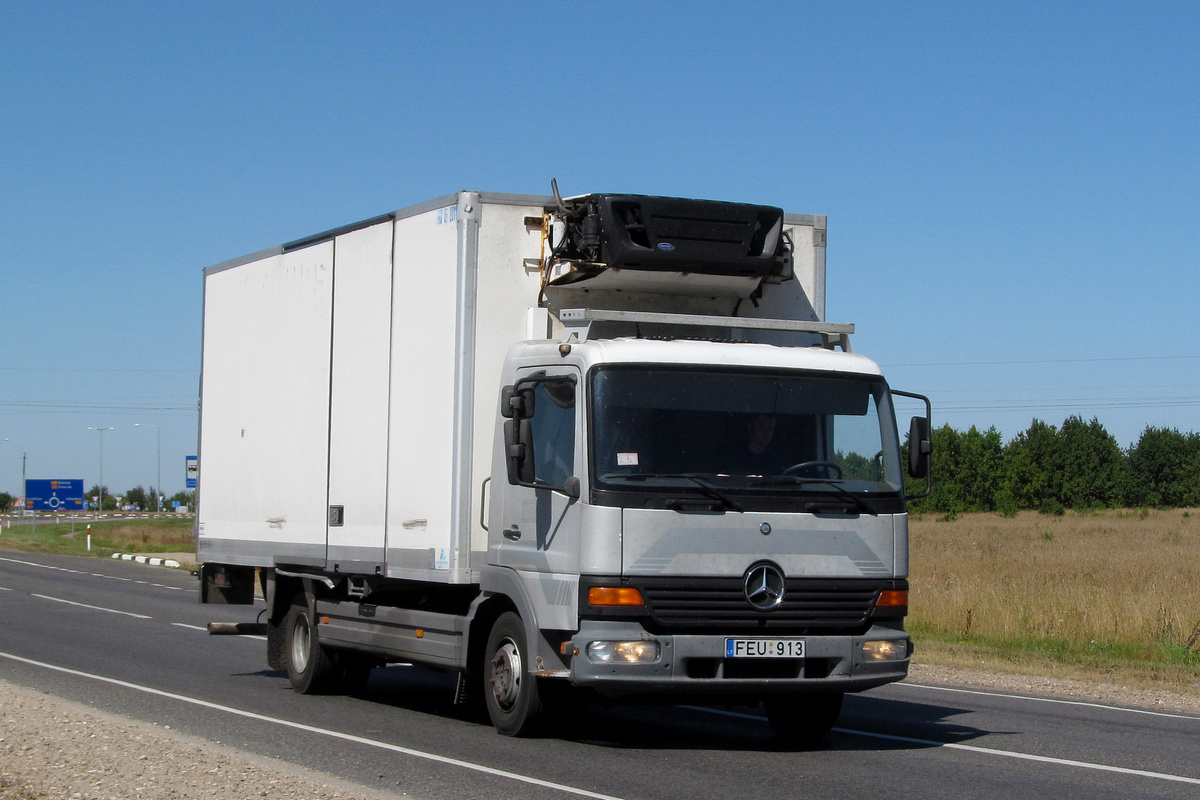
[528,380,576,487]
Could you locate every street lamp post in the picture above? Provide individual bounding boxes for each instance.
[134,424,161,512]
[87,427,114,512]
[0,438,8,499]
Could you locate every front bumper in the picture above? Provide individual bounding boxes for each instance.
[568,620,910,698]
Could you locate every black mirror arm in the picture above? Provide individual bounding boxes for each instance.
[893,389,933,501]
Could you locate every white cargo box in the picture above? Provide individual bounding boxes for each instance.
[196,191,827,584]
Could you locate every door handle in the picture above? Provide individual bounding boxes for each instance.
[503,526,521,541]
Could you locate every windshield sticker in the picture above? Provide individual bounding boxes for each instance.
[617,452,639,466]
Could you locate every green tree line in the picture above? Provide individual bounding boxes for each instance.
[912,416,1200,515]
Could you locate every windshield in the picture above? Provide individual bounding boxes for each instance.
[590,366,904,513]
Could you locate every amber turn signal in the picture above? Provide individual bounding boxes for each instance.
[587,587,644,606]
[876,589,908,607]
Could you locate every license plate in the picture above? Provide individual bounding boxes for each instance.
[725,638,806,658]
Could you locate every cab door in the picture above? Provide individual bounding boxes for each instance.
[493,365,583,586]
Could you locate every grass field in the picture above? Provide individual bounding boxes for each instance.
[0,516,194,559]
[909,508,1200,693]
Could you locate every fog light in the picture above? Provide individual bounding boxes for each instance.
[862,639,907,661]
[586,640,661,664]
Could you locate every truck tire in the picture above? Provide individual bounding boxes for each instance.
[266,618,287,672]
[764,692,843,745]
[484,612,543,736]
[284,596,339,694]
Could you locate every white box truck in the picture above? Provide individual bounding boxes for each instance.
[197,188,932,741]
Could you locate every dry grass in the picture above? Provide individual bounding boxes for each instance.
[909,509,1200,688]
[92,519,195,552]
[0,517,194,557]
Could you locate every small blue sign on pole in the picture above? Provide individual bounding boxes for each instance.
[24,479,85,511]
[186,456,198,489]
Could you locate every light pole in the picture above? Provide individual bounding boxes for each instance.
[87,427,114,512]
[134,424,161,512]
[0,438,11,512]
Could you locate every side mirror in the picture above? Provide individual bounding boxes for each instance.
[503,419,535,485]
[907,416,932,479]
[892,389,933,501]
[500,385,536,419]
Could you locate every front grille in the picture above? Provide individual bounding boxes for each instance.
[631,577,890,634]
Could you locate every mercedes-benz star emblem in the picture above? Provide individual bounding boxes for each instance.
[743,562,786,610]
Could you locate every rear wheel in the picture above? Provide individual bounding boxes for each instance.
[764,692,843,745]
[484,612,543,736]
[284,596,339,694]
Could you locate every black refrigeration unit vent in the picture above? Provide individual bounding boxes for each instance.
[553,194,790,279]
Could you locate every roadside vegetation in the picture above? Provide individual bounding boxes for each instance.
[912,416,1200,515]
[909,508,1200,694]
[0,516,193,559]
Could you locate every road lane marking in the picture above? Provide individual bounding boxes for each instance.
[0,555,186,592]
[687,706,1200,785]
[834,727,1200,785]
[0,651,628,800]
[30,594,152,619]
[898,681,1200,721]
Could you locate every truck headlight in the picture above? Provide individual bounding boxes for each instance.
[861,639,907,661]
[586,640,661,664]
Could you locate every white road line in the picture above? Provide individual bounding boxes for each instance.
[0,556,185,591]
[1,556,77,573]
[835,727,1200,786]
[30,594,152,619]
[0,651,628,800]
[898,681,1200,721]
[687,706,1200,786]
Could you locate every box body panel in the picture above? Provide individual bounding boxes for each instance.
[197,243,334,565]
[327,221,394,568]
[197,192,826,582]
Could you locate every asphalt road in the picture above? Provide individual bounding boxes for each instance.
[1,549,1197,800]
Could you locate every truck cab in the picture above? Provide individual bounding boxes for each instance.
[482,330,927,736]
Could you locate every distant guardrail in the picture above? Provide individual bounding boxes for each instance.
[0,511,194,522]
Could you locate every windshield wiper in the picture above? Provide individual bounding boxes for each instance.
[603,472,744,512]
[751,475,872,515]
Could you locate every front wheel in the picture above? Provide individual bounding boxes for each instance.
[764,692,843,745]
[484,612,543,736]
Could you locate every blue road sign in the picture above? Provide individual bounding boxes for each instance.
[186,455,198,488]
[24,479,85,511]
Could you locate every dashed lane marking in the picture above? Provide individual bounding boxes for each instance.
[30,593,152,619]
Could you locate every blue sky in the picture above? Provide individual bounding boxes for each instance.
[2,2,1197,497]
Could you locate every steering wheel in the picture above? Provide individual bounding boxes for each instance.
[782,460,843,479]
